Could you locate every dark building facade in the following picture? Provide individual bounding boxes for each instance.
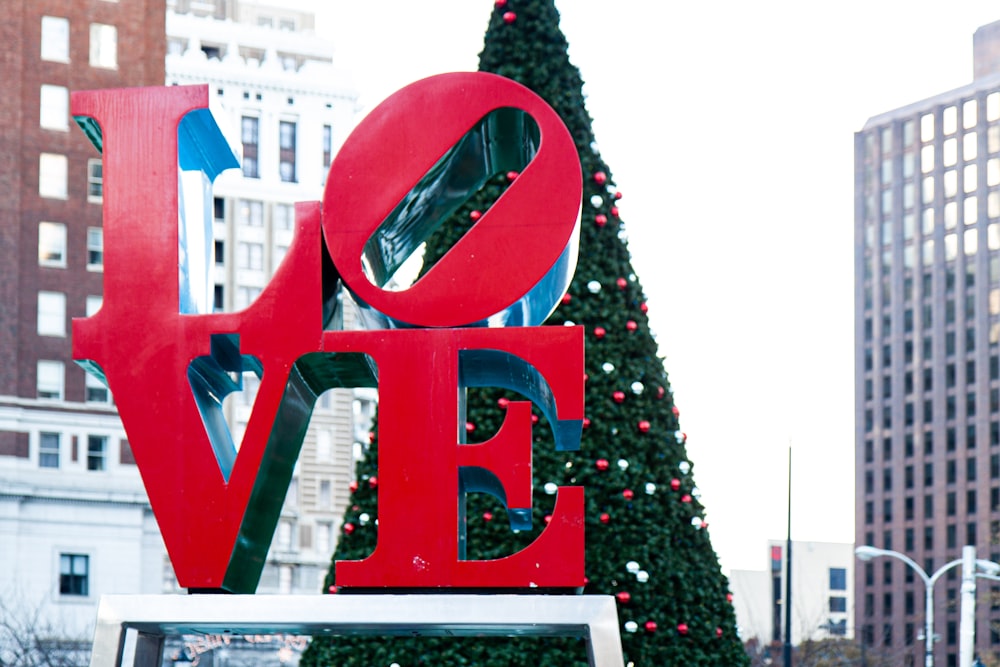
[855,19,1000,665]
[0,1,164,450]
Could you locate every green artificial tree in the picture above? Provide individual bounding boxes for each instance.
[302,1,748,665]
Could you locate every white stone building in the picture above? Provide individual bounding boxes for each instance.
[729,540,856,649]
[165,0,366,596]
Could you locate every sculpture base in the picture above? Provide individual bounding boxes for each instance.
[89,593,625,667]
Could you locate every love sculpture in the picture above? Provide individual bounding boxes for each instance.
[71,72,586,594]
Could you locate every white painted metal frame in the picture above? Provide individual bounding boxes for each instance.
[89,594,625,667]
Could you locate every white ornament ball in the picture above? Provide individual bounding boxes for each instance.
[691,517,702,527]
[563,320,575,326]
[602,362,615,373]
[624,621,638,633]
[590,195,604,208]
[679,461,691,475]
[692,487,701,499]
[631,381,644,394]
[359,513,370,525]
[626,560,640,574]
[617,458,629,471]
[645,482,657,495]
[544,482,558,495]
[636,570,649,583]
[587,280,602,294]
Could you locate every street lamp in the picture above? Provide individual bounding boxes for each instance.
[855,545,1000,667]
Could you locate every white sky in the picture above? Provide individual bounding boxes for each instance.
[302,1,1000,573]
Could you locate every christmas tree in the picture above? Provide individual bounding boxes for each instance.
[301,1,748,665]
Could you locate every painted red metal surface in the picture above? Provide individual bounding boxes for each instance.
[71,74,584,592]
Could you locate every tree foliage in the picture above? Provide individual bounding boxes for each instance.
[302,1,747,664]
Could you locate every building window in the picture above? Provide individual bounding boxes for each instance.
[39,432,60,468]
[41,16,70,62]
[38,222,67,267]
[236,242,263,270]
[238,199,263,227]
[279,120,297,182]
[827,618,847,636]
[241,116,258,178]
[87,435,107,471]
[87,227,103,269]
[85,372,110,404]
[829,596,847,613]
[37,291,66,336]
[36,360,64,400]
[319,480,331,509]
[38,153,67,199]
[829,567,847,591]
[59,554,89,596]
[274,203,293,231]
[87,159,103,202]
[322,124,332,169]
[39,84,69,131]
[316,521,331,554]
[89,23,117,69]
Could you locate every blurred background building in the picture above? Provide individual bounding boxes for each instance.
[855,17,1000,665]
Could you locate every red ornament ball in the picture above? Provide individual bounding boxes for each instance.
[640,302,649,314]
[615,591,631,604]
[726,592,734,603]
[502,11,517,23]
[343,523,355,535]
[716,627,723,638]
[610,206,620,217]
[595,458,610,471]
[327,585,338,593]
[637,420,651,433]
[469,210,482,221]
[483,511,494,522]
[505,169,519,181]
[593,171,607,185]
[670,478,681,491]
[645,621,658,633]
[594,214,608,227]
[657,386,666,399]
[495,0,506,6]
[613,391,625,403]
[626,320,637,332]
[614,191,623,200]
[544,514,552,524]
[368,476,378,489]
[583,417,591,428]
[616,277,627,290]
[561,293,572,305]
[531,414,539,424]
[672,405,680,417]
[349,480,359,492]
[368,431,376,443]
[623,489,634,500]
[677,622,689,636]
[466,421,476,433]
[497,397,510,408]
[681,494,692,503]
[593,326,606,339]
[599,512,610,524]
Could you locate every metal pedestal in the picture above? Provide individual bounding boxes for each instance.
[89,594,625,667]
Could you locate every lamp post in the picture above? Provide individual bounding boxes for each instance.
[855,545,1000,667]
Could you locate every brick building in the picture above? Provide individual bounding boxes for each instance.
[0,0,167,648]
[855,18,1000,666]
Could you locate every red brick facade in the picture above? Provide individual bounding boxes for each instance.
[0,0,165,406]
